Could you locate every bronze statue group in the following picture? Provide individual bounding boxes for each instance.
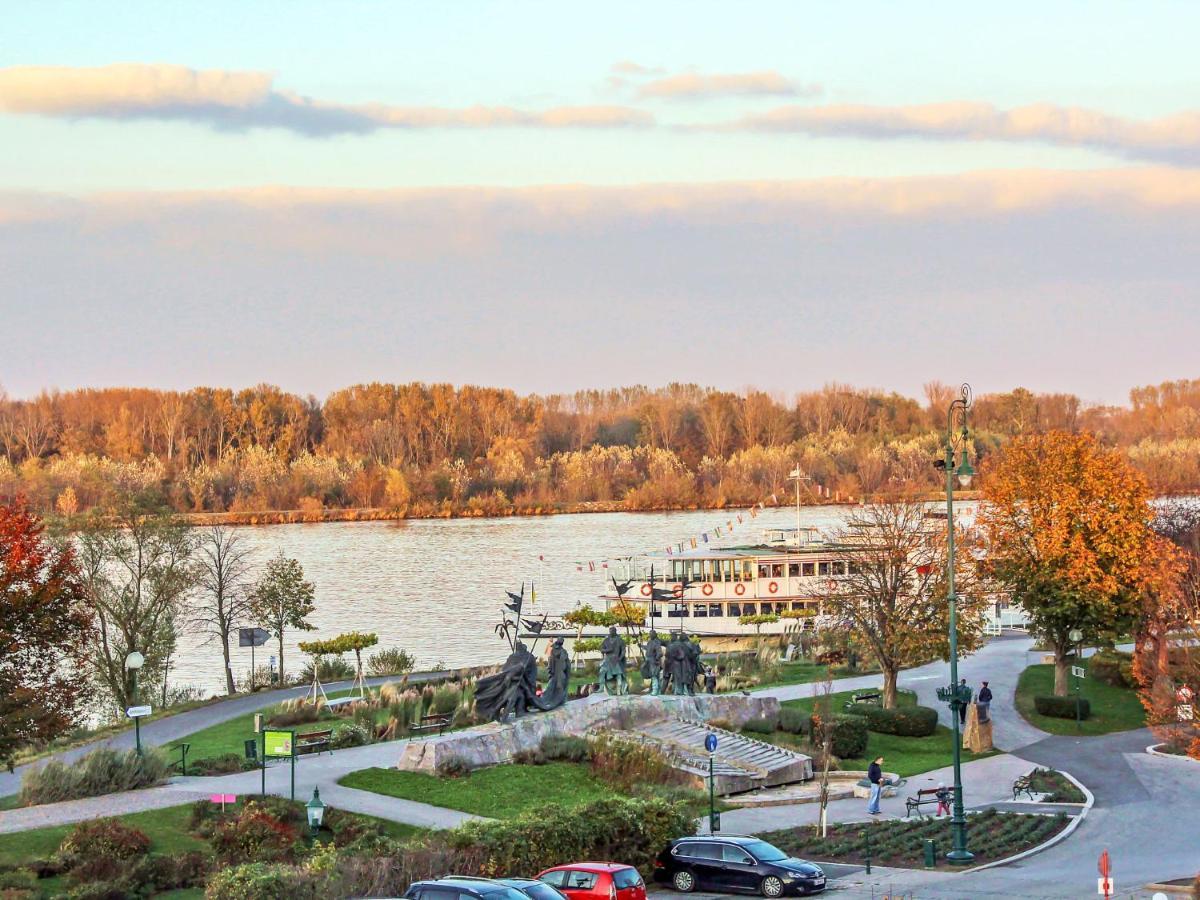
[601,626,706,696]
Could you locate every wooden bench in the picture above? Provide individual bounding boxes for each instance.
[410,713,451,735]
[296,728,333,756]
[844,691,882,710]
[905,786,953,818]
[1012,774,1037,801]
[323,695,362,711]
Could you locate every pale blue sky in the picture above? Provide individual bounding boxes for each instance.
[1,3,1199,404]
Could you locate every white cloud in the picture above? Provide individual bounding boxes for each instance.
[639,71,820,100]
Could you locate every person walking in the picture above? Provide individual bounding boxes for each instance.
[977,681,993,723]
[866,756,884,815]
[958,678,972,725]
[703,665,717,694]
[935,782,951,817]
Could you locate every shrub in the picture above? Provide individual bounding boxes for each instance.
[435,755,472,778]
[431,684,461,715]
[741,717,774,734]
[778,708,809,735]
[0,868,37,893]
[59,817,151,861]
[512,748,547,765]
[331,723,371,750]
[66,852,210,898]
[589,734,686,792]
[811,714,869,759]
[539,734,591,762]
[188,753,258,776]
[204,861,325,900]
[298,657,355,683]
[20,748,172,806]
[1034,695,1091,720]
[266,704,323,728]
[449,796,694,877]
[1088,650,1133,688]
[862,705,939,737]
[705,717,735,732]
[368,648,416,677]
[210,801,301,865]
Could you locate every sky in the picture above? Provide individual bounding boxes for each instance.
[2,1,1199,405]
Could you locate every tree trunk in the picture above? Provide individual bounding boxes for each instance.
[1053,642,1070,696]
[882,665,899,709]
[222,636,235,695]
[278,633,285,685]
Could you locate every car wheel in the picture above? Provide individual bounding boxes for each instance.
[672,870,696,893]
[760,875,785,898]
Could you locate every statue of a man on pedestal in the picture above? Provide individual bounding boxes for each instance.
[666,632,690,696]
[685,635,702,696]
[641,630,664,695]
[599,626,628,695]
[542,637,571,708]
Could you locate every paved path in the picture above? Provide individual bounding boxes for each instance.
[0,669,454,798]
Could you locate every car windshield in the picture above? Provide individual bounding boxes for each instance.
[742,840,788,862]
[510,884,566,900]
[485,889,536,900]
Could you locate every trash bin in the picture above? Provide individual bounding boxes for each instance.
[244,738,258,760]
[923,839,937,868]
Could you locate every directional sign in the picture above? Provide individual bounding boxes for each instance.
[705,733,718,754]
[239,627,270,647]
[126,705,152,718]
[1071,666,1086,679]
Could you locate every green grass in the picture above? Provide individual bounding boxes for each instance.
[0,794,19,811]
[750,659,829,688]
[774,689,996,777]
[0,803,207,867]
[1014,664,1146,736]
[340,762,613,819]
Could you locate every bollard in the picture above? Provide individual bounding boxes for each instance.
[924,839,937,868]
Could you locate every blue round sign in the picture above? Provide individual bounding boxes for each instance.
[705,733,718,753]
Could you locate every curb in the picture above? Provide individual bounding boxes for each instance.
[961,769,1093,874]
[1146,743,1199,761]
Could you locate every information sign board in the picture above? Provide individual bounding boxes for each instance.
[263,730,295,758]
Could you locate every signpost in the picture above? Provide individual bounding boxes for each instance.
[1069,628,1085,731]
[239,627,271,689]
[705,732,720,833]
[262,729,298,800]
[126,705,152,757]
[209,793,237,813]
[1098,849,1112,899]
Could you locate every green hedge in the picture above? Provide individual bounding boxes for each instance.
[811,714,869,759]
[778,707,809,735]
[1034,695,1091,720]
[861,705,940,737]
[741,717,775,734]
[1088,651,1133,688]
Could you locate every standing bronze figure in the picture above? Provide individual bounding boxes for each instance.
[599,626,628,695]
[641,630,664,695]
[543,637,571,706]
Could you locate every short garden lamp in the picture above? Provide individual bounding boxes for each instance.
[125,651,146,755]
[306,786,326,836]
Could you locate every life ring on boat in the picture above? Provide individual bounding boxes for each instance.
[702,583,713,596]
[673,583,684,598]
[734,583,746,596]
[641,583,652,597]
[768,581,779,594]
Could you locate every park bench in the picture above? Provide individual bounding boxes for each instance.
[1012,774,1036,801]
[296,728,333,756]
[844,691,881,710]
[905,786,953,819]
[323,695,363,712]
[410,713,452,735]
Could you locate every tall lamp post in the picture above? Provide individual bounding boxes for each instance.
[125,650,145,756]
[934,383,975,864]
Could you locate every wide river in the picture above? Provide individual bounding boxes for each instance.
[172,504,860,694]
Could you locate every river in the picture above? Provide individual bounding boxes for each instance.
[170,504,859,694]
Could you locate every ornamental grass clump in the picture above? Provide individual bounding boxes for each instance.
[19,747,172,806]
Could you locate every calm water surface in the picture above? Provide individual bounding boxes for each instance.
[172,504,856,693]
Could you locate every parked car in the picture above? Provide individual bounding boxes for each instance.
[437,876,569,900]
[653,836,825,896]
[537,862,647,900]
[404,877,537,900]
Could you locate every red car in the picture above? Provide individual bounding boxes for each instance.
[536,863,647,900]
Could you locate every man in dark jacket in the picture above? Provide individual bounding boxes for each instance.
[958,678,972,724]
[977,681,993,723]
[866,756,884,815]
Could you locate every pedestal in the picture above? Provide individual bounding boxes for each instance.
[962,703,993,753]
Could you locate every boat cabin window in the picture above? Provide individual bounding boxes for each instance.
[788,562,800,577]
[707,603,722,617]
[790,601,808,611]
[757,564,769,578]
[802,562,816,577]
[740,602,757,615]
[667,603,689,617]
[727,602,741,617]
[818,561,832,576]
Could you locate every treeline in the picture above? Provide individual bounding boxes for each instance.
[1,379,1199,518]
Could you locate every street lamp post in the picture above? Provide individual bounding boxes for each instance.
[935,383,975,865]
[124,650,146,756]
[1069,628,1084,731]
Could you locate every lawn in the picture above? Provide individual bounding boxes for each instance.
[782,687,918,715]
[751,659,829,688]
[0,803,207,867]
[772,690,997,778]
[1014,664,1146,736]
[762,807,1069,869]
[340,761,612,819]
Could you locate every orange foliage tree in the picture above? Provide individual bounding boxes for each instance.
[980,432,1156,696]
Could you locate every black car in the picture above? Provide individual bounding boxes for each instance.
[654,836,826,897]
[404,877,553,900]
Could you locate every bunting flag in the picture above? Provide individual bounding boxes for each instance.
[714,527,722,538]
[737,514,744,524]
[749,507,757,518]
[690,537,698,549]
[588,561,596,572]
[666,546,674,555]
[702,533,709,543]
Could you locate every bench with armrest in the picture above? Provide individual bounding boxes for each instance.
[905,785,955,818]
[844,691,881,710]
[1012,774,1036,801]
[296,728,333,755]
[410,713,452,735]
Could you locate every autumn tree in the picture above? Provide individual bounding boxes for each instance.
[190,526,254,695]
[75,499,197,711]
[981,431,1156,696]
[248,553,316,683]
[826,498,985,708]
[0,498,92,770]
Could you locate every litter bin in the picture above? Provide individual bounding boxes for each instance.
[923,839,937,868]
[244,738,258,761]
